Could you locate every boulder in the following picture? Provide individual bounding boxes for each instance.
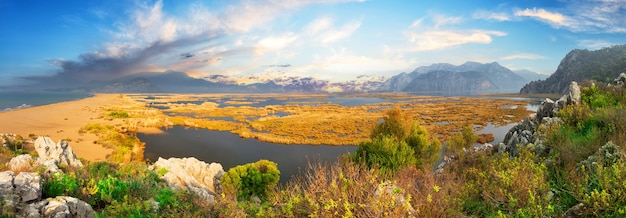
[0,170,42,214]
[34,136,83,168]
[22,196,95,218]
[536,98,556,122]
[567,81,581,105]
[151,157,224,203]
[14,172,42,203]
[7,154,36,172]
[614,72,626,87]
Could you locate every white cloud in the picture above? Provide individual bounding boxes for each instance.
[305,17,333,34]
[514,7,566,27]
[320,20,361,43]
[472,10,510,21]
[407,30,506,51]
[500,53,544,60]
[432,14,462,28]
[255,33,299,53]
[514,2,626,33]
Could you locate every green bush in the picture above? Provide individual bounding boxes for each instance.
[43,173,79,198]
[95,175,133,204]
[455,148,554,217]
[108,111,130,118]
[448,125,478,153]
[221,159,280,201]
[354,135,417,175]
[356,108,440,170]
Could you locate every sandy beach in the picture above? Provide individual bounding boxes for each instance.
[0,94,126,161]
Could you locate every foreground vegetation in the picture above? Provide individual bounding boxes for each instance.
[2,79,625,216]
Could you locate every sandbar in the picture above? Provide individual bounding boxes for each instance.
[0,94,125,161]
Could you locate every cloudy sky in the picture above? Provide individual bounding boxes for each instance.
[1,0,625,86]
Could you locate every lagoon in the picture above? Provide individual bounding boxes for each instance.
[138,126,357,183]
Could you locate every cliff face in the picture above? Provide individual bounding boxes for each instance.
[520,45,626,94]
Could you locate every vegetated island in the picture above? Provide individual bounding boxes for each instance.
[1,73,625,216]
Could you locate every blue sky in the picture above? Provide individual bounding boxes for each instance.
[1,0,625,86]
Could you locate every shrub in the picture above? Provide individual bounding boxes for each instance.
[354,135,417,175]
[453,148,554,217]
[358,108,441,170]
[571,143,626,216]
[221,159,280,201]
[43,173,79,198]
[108,111,129,118]
[448,125,478,153]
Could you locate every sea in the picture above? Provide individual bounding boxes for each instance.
[0,91,93,111]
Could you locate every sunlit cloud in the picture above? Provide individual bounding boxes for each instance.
[514,7,566,27]
[255,33,299,54]
[319,20,361,44]
[304,17,333,34]
[407,30,506,51]
[405,13,506,51]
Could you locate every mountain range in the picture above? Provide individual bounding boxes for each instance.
[376,61,541,94]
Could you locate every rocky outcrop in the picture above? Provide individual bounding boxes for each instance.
[611,72,626,87]
[520,45,626,94]
[34,136,83,168]
[151,157,224,203]
[0,170,42,213]
[501,81,580,157]
[7,154,36,172]
[0,170,94,217]
[22,196,95,218]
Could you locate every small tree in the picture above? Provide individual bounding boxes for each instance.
[221,159,280,201]
[356,108,441,171]
[448,125,478,154]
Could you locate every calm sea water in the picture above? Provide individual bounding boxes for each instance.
[0,91,93,111]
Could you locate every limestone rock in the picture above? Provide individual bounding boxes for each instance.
[14,172,42,203]
[0,171,15,196]
[34,136,83,168]
[22,196,95,218]
[7,154,36,172]
[0,170,42,213]
[614,72,626,87]
[567,81,581,105]
[151,157,224,203]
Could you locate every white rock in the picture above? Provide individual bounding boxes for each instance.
[34,136,83,168]
[14,172,41,203]
[152,157,224,203]
[23,196,95,218]
[7,154,36,172]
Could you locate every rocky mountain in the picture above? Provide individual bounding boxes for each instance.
[520,45,626,94]
[402,70,498,94]
[379,61,527,94]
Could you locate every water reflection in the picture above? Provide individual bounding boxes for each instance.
[138,126,357,183]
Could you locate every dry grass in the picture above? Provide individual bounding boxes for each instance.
[122,93,532,146]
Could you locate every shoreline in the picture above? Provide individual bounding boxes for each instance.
[0,94,125,161]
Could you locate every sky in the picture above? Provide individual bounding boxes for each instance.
[1,0,626,87]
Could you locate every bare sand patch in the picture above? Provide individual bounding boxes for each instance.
[0,94,128,161]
